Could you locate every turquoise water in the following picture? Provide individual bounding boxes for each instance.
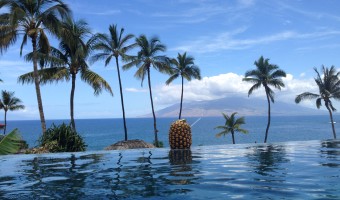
[4,115,340,150]
[0,140,339,199]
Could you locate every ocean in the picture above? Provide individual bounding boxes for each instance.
[1,116,340,199]
[4,115,339,151]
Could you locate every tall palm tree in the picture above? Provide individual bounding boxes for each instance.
[123,35,170,147]
[0,90,25,134]
[295,66,340,139]
[215,112,248,144]
[0,0,70,133]
[19,18,113,131]
[91,24,136,141]
[243,56,286,143]
[166,52,201,119]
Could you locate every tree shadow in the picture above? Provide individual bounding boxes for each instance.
[246,144,290,177]
[320,140,340,168]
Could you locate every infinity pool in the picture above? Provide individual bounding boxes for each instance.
[0,140,339,199]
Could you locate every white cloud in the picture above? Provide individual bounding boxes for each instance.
[125,87,148,93]
[279,74,317,104]
[155,73,252,104]
[277,1,340,22]
[151,0,254,24]
[172,29,340,53]
[154,72,318,109]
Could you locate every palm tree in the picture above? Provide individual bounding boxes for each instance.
[295,66,340,139]
[123,35,171,147]
[243,56,286,143]
[0,0,70,133]
[215,112,248,144]
[19,18,113,131]
[91,24,136,141]
[0,90,25,134]
[166,52,201,119]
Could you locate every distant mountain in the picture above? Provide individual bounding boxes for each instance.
[141,96,326,118]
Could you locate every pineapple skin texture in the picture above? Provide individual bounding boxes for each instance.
[169,119,192,149]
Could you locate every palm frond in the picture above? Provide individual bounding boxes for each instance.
[236,128,249,134]
[295,92,319,103]
[242,77,260,84]
[244,56,286,104]
[9,105,25,111]
[215,112,248,138]
[165,74,179,85]
[247,82,261,96]
[134,64,148,86]
[316,98,322,109]
[80,69,113,96]
[235,117,246,125]
[122,57,139,70]
[328,100,336,111]
[268,79,285,90]
[215,130,230,138]
[18,67,69,85]
[0,129,22,155]
[271,69,287,79]
[19,33,27,56]
[266,87,275,103]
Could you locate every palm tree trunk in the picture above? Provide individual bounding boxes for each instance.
[326,104,337,139]
[32,36,46,134]
[147,68,158,146]
[264,88,271,143]
[3,110,7,135]
[70,73,76,131]
[231,130,235,144]
[115,56,128,141]
[179,76,184,119]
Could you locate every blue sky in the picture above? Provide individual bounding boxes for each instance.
[1,0,340,120]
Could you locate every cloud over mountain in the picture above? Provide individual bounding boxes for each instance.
[154,72,317,109]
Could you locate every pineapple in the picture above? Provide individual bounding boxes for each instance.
[169,149,192,165]
[169,119,192,149]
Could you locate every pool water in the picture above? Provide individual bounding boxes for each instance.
[0,140,339,199]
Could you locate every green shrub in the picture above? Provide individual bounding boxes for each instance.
[39,123,87,152]
[153,140,164,148]
[19,139,29,150]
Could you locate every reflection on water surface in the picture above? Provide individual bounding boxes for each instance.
[0,140,339,199]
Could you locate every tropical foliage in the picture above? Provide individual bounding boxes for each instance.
[0,0,71,134]
[166,52,201,119]
[215,112,248,144]
[243,56,286,143]
[295,66,340,139]
[91,24,136,141]
[18,18,113,131]
[2,1,338,152]
[39,123,87,152]
[0,90,25,134]
[0,129,22,155]
[123,35,171,147]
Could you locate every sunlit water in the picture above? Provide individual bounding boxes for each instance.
[0,140,339,199]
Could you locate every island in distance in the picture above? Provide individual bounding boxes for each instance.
[142,96,327,118]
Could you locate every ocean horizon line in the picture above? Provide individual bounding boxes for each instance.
[4,113,334,122]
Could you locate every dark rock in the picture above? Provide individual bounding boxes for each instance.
[105,139,155,150]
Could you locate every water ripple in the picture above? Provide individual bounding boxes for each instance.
[0,140,339,199]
